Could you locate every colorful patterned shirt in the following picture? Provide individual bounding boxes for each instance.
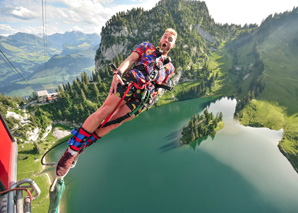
[129,42,175,91]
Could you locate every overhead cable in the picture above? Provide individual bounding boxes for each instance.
[0,49,35,93]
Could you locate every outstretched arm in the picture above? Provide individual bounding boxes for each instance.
[109,52,140,94]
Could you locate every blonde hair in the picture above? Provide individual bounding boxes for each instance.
[165,28,177,39]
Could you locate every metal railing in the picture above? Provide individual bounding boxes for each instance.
[7,179,41,213]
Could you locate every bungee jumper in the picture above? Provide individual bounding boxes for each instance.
[54,28,177,179]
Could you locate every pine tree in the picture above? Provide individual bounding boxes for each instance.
[97,74,102,83]
[73,78,81,91]
[210,112,214,121]
[214,118,218,128]
[102,83,108,92]
[194,121,199,138]
[219,112,223,121]
[82,82,89,95]
[191,129,195,141]
[81,89,86,101]
[57,85,65,98]
[93,83,100,100]
[57,109,62,118]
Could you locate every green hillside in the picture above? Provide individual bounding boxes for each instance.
[0,32,100,97]
[0,32,60,74]
[258,17,298,114]
[213,7,298,171]
[220,9,298,113]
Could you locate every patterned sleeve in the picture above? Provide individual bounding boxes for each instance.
[132,41,149,59]
[162,63,175,84]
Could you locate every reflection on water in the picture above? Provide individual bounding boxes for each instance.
[52,97,298,213]
[199,98,298,210]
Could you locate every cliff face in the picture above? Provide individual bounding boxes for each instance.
[94,0,236,72]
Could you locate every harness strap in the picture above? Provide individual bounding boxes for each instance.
[152,82,173,91]
[98,113,131,129]
[132,81,148,90]
[68,127,91,150]
[98,82,133,130]
[98,88,151,129]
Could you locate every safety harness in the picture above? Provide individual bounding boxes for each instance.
[68,47,173,150]
[97,47,173,129]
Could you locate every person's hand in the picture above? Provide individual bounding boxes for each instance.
[151,91,158,99]
[109,74,124,94]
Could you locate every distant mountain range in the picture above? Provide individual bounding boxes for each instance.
[0,31,100,97]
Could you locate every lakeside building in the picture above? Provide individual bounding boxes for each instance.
[36,90,58,103]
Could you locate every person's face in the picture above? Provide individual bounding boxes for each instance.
[159,32,176,54]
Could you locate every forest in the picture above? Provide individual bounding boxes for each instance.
[180,108,223,144]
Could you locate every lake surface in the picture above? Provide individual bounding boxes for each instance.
[51,97,298,213]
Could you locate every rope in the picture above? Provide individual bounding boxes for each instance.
[41,138,69,166]
[0,49,35,92]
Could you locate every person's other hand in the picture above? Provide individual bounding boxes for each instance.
[109,74,124,94]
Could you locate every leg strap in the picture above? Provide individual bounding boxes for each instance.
[84,132,101,148]
[68,127,91,150]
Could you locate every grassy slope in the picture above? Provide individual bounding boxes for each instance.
[208,47,235,96]
[18,143,50,213]
[258,20,298,114]
[215,19,298,171]
[250,19,298,171]
[17,125,72,212]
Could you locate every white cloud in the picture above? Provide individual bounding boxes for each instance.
[0,0,160,35]
[56,9,68,19]
[10,6,39,20]
[205,0,298,25]
[71,25,83,32]
[0,0,297,36]
[23,26,44,35]
[0,24,18,36]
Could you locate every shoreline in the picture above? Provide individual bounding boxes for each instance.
[236,99,298,174]
[44,151,67,213]
[43,128,70,213]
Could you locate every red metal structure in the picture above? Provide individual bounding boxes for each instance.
[0,113,16,190]
[0,113,41,213]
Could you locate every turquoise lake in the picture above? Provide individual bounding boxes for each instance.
[51,97,298,212]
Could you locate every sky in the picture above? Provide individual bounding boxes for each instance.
[0,0,297,36]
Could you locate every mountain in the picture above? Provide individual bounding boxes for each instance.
[0,32,59,73]
[94,0,238,70]
[47,31,100,55]
[0,31,100,97]
[5,46,97,97]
